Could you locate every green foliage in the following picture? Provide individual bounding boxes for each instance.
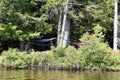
[0,0,115,48]
[0,49,55,68]
[52,46,82,68]
[25,53,44,67]
[103,54,120,68]
[80,25,104,44]
[0,25,118,69]
[0,0,118,70]
[40,0,64,12]
[78,26,112,68]
[0,48,27,68]
[70,0,114,43]
[52,47,66,58]
[0,24,119,69]
[0,46,120,70]
[25,51,54,67]
[0,23,22,40]
[63,46,82,68]
[0,0,53,41]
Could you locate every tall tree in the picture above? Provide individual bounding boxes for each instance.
[0,0,53,50]
[0,0,116,50]
[69,0,114,47]
[113,0,118,51]
[58,0,70,47]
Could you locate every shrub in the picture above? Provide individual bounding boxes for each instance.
[63,46,82,68]
[0,49,55,68]
[52,46,83,68]
[25,51,54,67]
[52,47,66,58]
[78,25,112,68]
[103,53,120,69]
[0,48,27,68]
[0,41,120,70]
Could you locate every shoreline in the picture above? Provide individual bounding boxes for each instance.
[1,48,120,72]
[1,65,120,72]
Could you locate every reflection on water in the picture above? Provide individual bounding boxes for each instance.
[0,70,120,80]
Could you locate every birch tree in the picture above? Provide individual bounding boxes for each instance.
[58,0,70,47]
[113,0,118,51]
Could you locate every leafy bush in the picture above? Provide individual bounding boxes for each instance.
[52,47,66,58]
[0,48,27,68]
[63,46,82,68]
[25,53,44,67]
[0,49,55,68]
[52,46,83,68]
[103,53,120,69]
[22,51,55,68]
[0,40,120,70]
[78,25,112,68]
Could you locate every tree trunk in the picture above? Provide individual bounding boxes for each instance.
[113,0,118,51]
[62,18,70,47]
[20,41,24,51]
[58,0,70,47]
[57,9,62,46]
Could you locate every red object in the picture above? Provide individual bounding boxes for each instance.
[71,42,85,47]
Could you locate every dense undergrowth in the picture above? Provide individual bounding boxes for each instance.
[0,45,120,70]
[0,26,120,70]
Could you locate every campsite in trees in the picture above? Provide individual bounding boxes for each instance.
[1,0,120,72]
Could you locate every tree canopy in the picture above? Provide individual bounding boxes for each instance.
[0,0,115,49]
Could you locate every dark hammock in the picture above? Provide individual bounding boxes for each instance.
[31,38,55,43]
[30,38,55,46]
[30,42,51,46]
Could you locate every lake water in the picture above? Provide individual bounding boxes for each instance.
[0,70,120,80]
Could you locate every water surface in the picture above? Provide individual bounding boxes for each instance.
[0,70,120,80]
